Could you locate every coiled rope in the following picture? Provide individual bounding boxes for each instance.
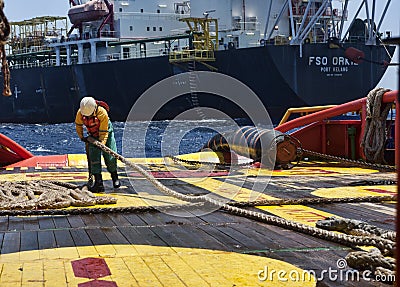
[0,180,117,210]
[361,87,392,164]
[317,216,396,282]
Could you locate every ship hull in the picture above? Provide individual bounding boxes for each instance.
[1,43,394,124]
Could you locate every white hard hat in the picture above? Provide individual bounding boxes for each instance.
[80,97,97,116]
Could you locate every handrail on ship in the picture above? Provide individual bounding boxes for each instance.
[278,105,337,126]
[276,91,397,133]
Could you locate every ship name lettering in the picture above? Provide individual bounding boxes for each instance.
[308,56,328,66]
[332,57,353,66]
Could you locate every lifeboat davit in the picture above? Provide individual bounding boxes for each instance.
[68,0,109,25]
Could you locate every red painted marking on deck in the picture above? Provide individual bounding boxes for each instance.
[71,258,112,279]
[26,173,87,180]
[78,280,118,287]
[128,170,229,178]
[365,188,396,196]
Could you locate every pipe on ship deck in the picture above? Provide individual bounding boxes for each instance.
[276,90,398,134]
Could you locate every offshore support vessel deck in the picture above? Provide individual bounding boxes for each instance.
[0,0,397,124]
[0,89,398,286]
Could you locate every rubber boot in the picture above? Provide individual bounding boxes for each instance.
[111,171,121,188]
[91,173,105,193]
[87,173,94,190]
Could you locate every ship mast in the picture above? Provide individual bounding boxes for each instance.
[264,0,391,46]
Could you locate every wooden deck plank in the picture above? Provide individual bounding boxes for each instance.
[0,232,20,256]
[52,216,71,229]
[21,261,44,287]
[37,216,56,230]
[7,217,24,232]
[122,256,163,287]
[23,217,39,231]
[79,214,101,228]
[19,231,39,261]
[94,213,117,227]
[53,229,79,260]
[66,215,87,229]
[43,261,67,287]
[105,257,140,286]
[0,217,9,231]
[85,227,117,257]
[108,213,133,227]
[0,263,22,286]
[69,228,97,259]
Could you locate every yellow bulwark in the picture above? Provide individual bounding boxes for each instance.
[169,17,218,63]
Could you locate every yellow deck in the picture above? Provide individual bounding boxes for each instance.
[0,152,395,286]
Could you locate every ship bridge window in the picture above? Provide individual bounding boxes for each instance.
[147,27,150,31]
[153,27,156,31]
[159,27,163,32]
[130,26,133,31]
[119,8,122,12]
[157,9,160,13]
[141,9,144,13]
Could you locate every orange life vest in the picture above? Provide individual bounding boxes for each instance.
[82,113,101,137]
[81,100,109,137]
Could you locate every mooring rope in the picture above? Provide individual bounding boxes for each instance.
[87,137,395,258]
[361,87,392,164]
[316,216,396,242]
[0,180,117,210]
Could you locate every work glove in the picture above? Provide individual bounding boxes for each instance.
[81,136,89,143]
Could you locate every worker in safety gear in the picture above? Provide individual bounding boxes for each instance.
[75,96,120,192]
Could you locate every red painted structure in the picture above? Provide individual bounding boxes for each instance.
[0,133,33,167]
[276,90,398,161]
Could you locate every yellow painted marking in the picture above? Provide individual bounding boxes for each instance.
[272,166,378,176]
[21,262,44,286]
[58,246,80,260]
[312,185,396,198]
[123,256,163,286]
[0,245,315,286]
[160,253,210,287]
[258,205,335,226]
[179,177,277,202]
[43,261,67,287]
[141,255,187,287]
[0,263,22,286]
[178,176,340,228]
[0,171,89,182]
[106,257,140,286]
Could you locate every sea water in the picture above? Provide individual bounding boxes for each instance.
[0,120,250,158]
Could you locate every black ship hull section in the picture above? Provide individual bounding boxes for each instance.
[0,44,394,123]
